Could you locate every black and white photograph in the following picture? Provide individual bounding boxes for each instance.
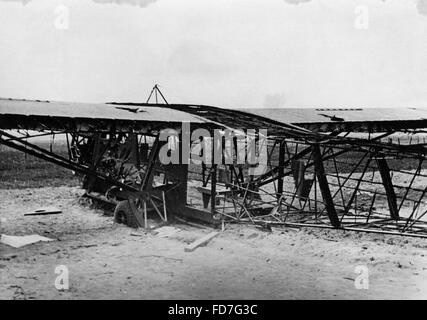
[0,0,427,304]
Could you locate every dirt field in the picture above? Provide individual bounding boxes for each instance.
[1,186,426,300]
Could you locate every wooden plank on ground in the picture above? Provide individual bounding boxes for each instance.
[24,207,62,216]
[184,231,219,252]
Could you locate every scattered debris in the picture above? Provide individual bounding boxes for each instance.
[185,231,219,252]
[39,249,61,255]
[130,232,146,237]
[174,216,209,229]
[323,238,339,242]
[271,226,299,234]
[255,224,272,232]
[0,254,17,261]
[386,239,395,245]
[70,244,97,250]
[154,226,179,238]
[139,254,183,262]
[270,227,283,234]
[247,232,259,239]
[24,207,62,216]
[0,234,54,248]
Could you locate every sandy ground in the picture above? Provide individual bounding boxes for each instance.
[0,186,426,300]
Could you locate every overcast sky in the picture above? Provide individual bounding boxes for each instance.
[1,0,427,108]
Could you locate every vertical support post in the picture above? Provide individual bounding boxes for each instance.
[277,140,285,200]
[140,135,161,191]
[85,133,102,192]
[376,157,399,220]
[312,144,340,228]
[162,191,167,222]
[143,199,148,229]
[210,130,218,214]
[90,133,101,167]
[211,164,217,213]
[65,132,71,160]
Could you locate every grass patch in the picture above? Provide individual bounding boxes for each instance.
[0,144,79,189]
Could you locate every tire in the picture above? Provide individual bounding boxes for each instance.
[114,200,140,228]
